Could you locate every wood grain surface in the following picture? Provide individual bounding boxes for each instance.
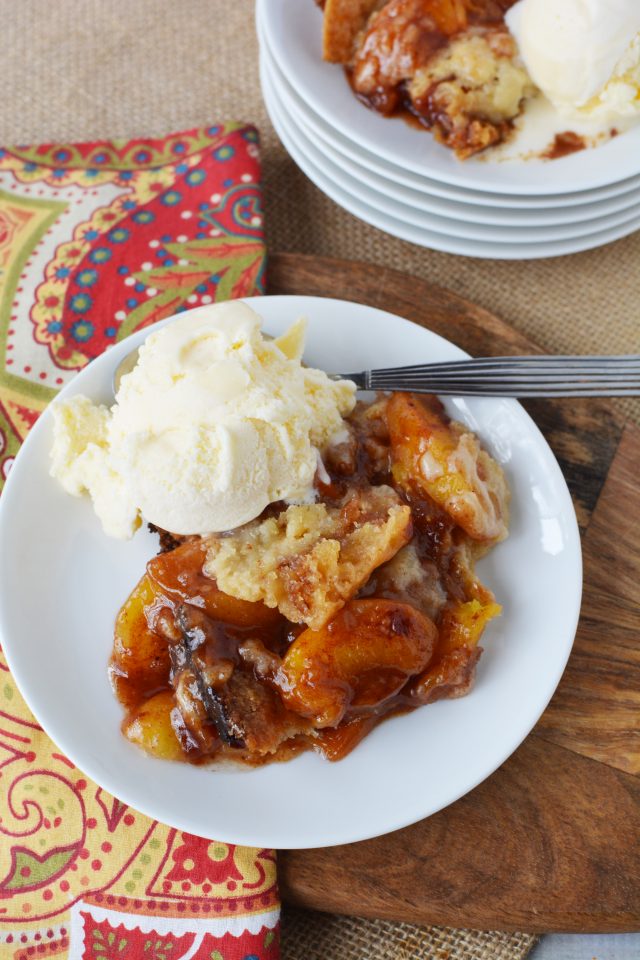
[267,253,640,933]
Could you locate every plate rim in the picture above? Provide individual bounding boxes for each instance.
[262,38,640,227]
[263,54,640,243]
[0,294,583,848]
[261,57,640,260]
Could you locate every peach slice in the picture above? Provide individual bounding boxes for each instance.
[406,595,500,706]
[147,540,282,628]
[439,596,501,654]
[111,574,172,707]
[123,691,184,761]
[277,598,437,727]
[387,393,508,543]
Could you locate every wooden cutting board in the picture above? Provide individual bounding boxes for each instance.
[267,253,640,934]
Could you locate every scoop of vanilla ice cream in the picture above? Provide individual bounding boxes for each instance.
[50,302,356,538]
[506,0,640,120]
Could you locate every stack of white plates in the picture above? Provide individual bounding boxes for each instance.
[256,0,640,260]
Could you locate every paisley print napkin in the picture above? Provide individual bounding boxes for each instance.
[0,123,278,960]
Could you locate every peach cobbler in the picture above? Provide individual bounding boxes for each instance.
[110,391,509,765]
[318,0,536,158]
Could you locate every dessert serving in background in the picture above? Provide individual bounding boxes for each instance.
[321,0,533,158]
[51,302,509,767]
[317,0,640,158]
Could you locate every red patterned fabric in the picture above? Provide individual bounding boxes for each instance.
[0,124,279,959]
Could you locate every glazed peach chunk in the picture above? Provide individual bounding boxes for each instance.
[110,574,172,708]
[276,598,438,727]
[123,690,184,761]
[406,645,482,705]
[147,539,282,629]
[387,393,509,543]
[406,588,500,706]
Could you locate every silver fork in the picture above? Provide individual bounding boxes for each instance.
[335,355,640,398]
[113,348,640,399]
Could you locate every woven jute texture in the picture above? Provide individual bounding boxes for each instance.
[282,908,539,960]
[0,3,633,958]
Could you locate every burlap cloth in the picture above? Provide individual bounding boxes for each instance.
[1,2,637,958]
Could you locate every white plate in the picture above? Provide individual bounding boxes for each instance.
[262,54,640,242]
[0,296,582,849]
[263,40,640,228]
[259,0,640,195]
[261,57,640,259]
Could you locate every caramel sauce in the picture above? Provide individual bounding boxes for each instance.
[542,131,587,160]
[348,69,432,127]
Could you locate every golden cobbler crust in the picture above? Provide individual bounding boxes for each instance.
[204,485,412,630]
